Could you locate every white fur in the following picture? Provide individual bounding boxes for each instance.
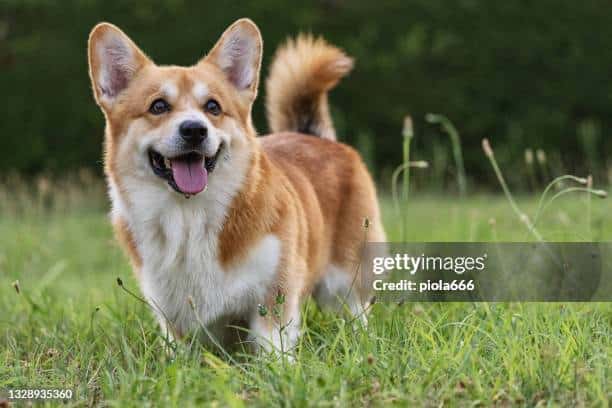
[250,300,300,356]
[192,82,209,102]
[249,287,301,357]
[315,264,367,324]
[160,81,179,100]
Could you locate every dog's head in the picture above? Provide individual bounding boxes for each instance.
[88,19,262,197]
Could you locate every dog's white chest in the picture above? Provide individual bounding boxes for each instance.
[139,226,280,336]
[130,202,280,333]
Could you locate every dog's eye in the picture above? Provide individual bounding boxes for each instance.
[149,99,171,115]
[204,99,222,116]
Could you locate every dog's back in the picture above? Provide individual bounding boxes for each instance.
[261,35,386,315]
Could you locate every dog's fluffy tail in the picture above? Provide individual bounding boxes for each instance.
[265,34,353,140]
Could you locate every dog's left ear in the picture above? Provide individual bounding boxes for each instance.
[202,19,263,103]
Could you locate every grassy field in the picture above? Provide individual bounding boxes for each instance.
[0,184,610,406]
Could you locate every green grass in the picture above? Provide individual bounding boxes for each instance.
[1,193,610,406]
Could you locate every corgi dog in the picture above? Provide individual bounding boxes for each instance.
[88,18,385,353]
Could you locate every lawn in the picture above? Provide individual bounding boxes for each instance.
[0,190,610,406]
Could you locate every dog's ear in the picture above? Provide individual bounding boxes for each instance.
[202,19,263,103]
[88,23,151,111]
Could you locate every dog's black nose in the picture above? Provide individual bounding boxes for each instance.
[179,120,207,145]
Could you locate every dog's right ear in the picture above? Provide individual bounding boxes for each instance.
[88,23,151,111]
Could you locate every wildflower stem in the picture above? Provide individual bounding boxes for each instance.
[533,186,607,229]
[482,138,543,241]
[586,175,593,239]
[402,117,413,201]
[426,113,467,196]
[401,117,413,240]
[391,161,428,216]
[532,175,588,227]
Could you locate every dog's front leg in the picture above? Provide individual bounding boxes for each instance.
[249,290,301,358]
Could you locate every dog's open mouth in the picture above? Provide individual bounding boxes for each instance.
[148,147,222,196]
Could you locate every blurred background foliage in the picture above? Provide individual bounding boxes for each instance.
[1,0,611,191]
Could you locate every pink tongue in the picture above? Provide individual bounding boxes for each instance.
[170,157,207,194]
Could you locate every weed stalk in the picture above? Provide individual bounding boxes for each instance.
[482,138,543,241]
[426,113,467,196]
[534,186,606,229]
[402,116,413,203]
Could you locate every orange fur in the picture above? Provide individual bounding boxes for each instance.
[114,218,142,270]
[265,34,353,140]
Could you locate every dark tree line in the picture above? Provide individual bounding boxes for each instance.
[2,1,611,189]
